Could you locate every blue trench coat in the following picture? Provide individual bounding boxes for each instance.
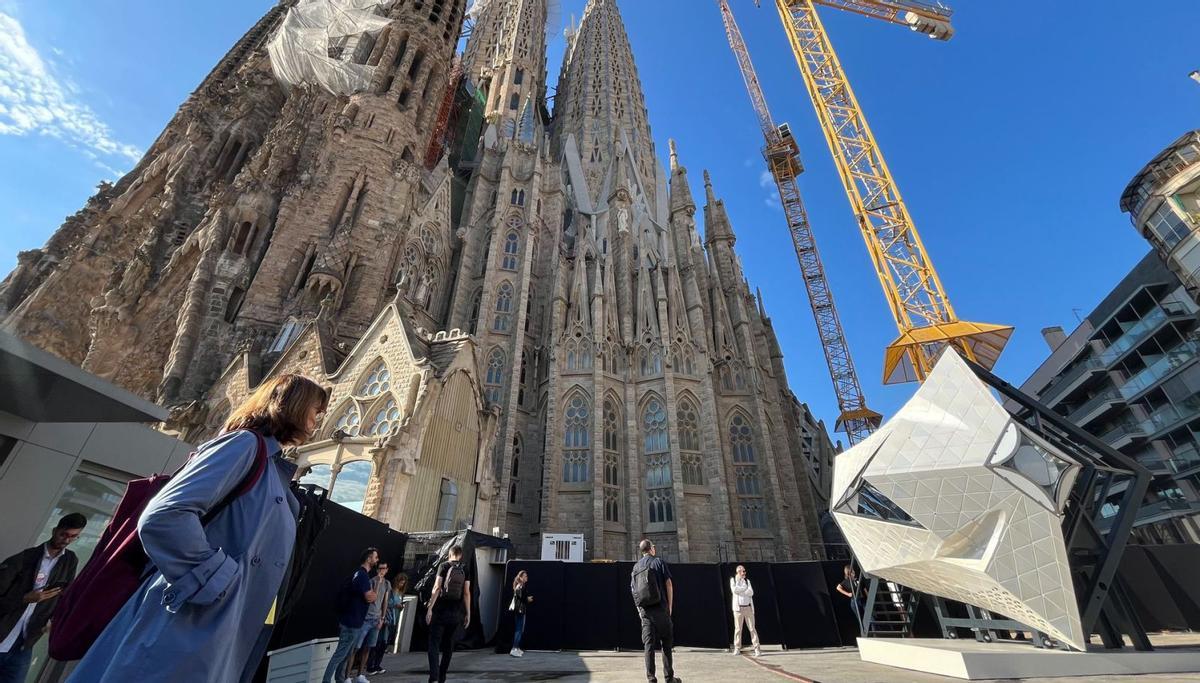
[68,430,299,683]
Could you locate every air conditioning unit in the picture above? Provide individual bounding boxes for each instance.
[540,533,585,562]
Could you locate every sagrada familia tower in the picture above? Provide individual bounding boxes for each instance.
[0,0,835,562]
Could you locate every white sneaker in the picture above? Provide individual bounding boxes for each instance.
[510,647,520,657]
[730,647,740,655]
[515,648,524,657]
[753,648,762,657]
[355,676,370,683]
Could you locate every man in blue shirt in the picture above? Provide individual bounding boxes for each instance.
[631,540,679,683]
[323,548,379,683]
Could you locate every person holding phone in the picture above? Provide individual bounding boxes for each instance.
[0,513,87,683]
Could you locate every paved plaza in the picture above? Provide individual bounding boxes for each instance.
[367,645,1200,682]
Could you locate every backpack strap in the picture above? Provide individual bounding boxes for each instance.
[201,430,270,525]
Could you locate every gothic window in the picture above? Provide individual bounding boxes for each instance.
[493,282,514,332]
[525,291,534,333]
[397,243,421,293]
[642,397,673,525]
[514,68,524,85]
[480,230,492,276]
[364,397,401,436]
[331,403,362,437]
[485,348,505,405]
[467,289,481,334]
[563,394,590,483]
[603,397,621,523]
[509,435,521,506]
[501,231,519,270]
[510,189,520,206]
[356,361,391,397]
[517,351,528,406]
[639,347,662,377]
[420,225,438,256]
[678,397,705,486]
[730,413,767,529]
[509,93,520,110]
[565,340,593,373]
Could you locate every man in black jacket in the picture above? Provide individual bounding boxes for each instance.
[0,513,86,683]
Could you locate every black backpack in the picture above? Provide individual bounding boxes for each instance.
[632,560,661,607]
[442,562,466,601]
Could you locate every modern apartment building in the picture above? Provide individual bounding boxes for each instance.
[1019,251,1200,544]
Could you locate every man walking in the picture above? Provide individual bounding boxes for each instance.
[323,548,379,683]
[631,540,679,683]
[730,565,761,657]
[425,546,470,683]
[348,561,389,680]
[0,513,86,683]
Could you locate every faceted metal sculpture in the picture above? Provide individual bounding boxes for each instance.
[832,350,1086,650]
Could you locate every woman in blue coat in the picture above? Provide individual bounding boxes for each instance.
[68,374,329,683]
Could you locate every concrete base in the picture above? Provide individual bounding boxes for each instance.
[857,638,1200,680]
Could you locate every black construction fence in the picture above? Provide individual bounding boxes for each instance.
[487,544,1200,652]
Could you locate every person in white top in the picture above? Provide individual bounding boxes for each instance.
[729,565,761,657]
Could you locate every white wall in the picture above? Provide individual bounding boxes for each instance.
[0,410,192,554]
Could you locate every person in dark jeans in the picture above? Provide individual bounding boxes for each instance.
[424,546,471,683]
[631,539,680,683]
[508,570,532,657]
[323,548,379,683]
[0,513,86,683]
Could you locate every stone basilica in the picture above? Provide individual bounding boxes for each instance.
[0,0,835,561]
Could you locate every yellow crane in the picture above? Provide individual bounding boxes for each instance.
[717,0,881,445]
[765,0,1013,384]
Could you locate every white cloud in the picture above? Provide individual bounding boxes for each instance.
[759,168,781,209]
[0,12,141,164]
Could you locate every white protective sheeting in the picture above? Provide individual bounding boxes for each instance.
[831,350,1086,650]
[268,0,394,95]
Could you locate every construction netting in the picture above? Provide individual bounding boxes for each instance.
[267,0,394,95]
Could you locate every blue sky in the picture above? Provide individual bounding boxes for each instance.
[1,0,1198,443]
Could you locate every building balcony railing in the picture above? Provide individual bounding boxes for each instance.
[1118,341,1200,400]
[1138,397,1200,437]
[1067,389,1123,427]
[1099,421,1145,449]
[1098,302,1191,367]
[1042,357,1104,405]
[1169,444,1200,474]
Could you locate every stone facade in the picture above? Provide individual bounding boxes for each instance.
[0,0,835,562]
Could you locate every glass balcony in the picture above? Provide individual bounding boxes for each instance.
[1169,444,1200,474]
[1042,356,1103,404]
[1098,302,1190,367]
[1138,397,1200,437]
[1119,341,1200,400]
[1067,389,1122,427]
[1099,421,1145,449]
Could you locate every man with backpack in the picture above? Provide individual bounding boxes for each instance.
[424,546,470,683]
[631,539,679,683]
[0,513,86,683]
[323,548,380,683]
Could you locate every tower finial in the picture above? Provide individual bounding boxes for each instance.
[669,139,679,172]
[704,169,716,205]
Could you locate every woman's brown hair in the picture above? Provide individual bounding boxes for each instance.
[512,570,528,590]
[393,572,409,593]
[224,374,329,445]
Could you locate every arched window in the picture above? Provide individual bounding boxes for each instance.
[730,413,766,529]
[484,348,505,404]
[562,394,590,483]
[479,230,492,276]
[501,231,519,270]
[510,189,520,205]
[603,397,621,523]
[639,347,662,377]
[514,68,524,85]
[467,289,482,334]
[678,397,704,486]
[364,397,401,436]
[420,224,438,255]
[493,282,514,332]
[356,361,391,397]
[332,403,362,437]
[517,351,528,406]
[509,435,521,506]
[642,397,673,525]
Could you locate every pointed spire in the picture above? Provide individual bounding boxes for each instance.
[635,257,660,341]
[566,255,591,333]
[601,261,622,343]
[703,169,736,246]
[669,140,696,217]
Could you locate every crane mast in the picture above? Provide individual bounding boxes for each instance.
[717,0,881,445]
[772,0,1012,383]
